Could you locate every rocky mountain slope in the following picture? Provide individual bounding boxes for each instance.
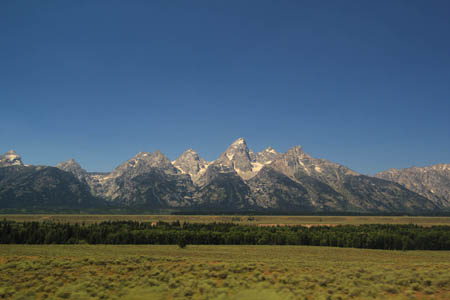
[56,158,89,183]
[375,164,450,208]
[0,140,444,212]
[0,151,102,209]
[0,166,101,209]
[173,149,208,184]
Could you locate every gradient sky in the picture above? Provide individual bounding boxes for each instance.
[1,1,449,174]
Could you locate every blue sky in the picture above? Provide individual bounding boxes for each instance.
[1,1,449,174]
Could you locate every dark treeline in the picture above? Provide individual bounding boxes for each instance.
[1,220,449,250]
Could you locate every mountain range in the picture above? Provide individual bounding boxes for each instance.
[1,138,448,213]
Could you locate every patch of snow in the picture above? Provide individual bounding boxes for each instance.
[196,163,210,176]
[226,153,234,161]
[197,167,207,176]
[233,138,245,145]
[314,166,322,173]
[92,173,112,183]
[251,162,264,172]
[174,165,186,174]
[298,159,310,174]
[265,147,277,154]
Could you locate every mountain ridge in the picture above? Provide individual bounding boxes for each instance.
[375,164,450,208]
[0,138,446,212]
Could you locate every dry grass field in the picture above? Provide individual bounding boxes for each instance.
[1,215,449,299]
[2,214,450,226]
[0,245,449,299]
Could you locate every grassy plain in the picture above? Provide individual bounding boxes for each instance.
[2,214,450,226]
[1,216,449,299]
[0,245,449,299]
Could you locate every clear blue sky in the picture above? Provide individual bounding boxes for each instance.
[1,1,449,174]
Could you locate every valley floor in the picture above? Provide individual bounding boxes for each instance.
[2,214,450,226]
[0,245,449,299]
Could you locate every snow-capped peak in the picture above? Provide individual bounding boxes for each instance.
[0,149,24,167]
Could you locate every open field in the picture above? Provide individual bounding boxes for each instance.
[2,214,450,226]
[0,245,449,299]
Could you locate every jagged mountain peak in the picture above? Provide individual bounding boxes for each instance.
[263,146,277,153]
[231,137,247,146]
[133,150,171,162]
[56,158,88,182]
[113,150,177,177]
[174,148,208,177]
[133,150,167,162]
[0,149,24,167]
[224,138,250,157]
[135,151,152,158]
[57,158,82,168]
[214,139,283,180]
[280,146,311,168]
[270,145,358,188]
[175,149,204,164]
[256,146,281,165]
[178,148,201,157]
[286,145,306,157]
[219,138,252,173]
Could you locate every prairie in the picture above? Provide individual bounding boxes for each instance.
[2,214,450,226]
[0,245,449,299]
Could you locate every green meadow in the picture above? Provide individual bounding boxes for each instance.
[1,245,449,300]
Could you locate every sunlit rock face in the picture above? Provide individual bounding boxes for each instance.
[173,149,209,184]
[217,138,254,173]
[375,164,450,208]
